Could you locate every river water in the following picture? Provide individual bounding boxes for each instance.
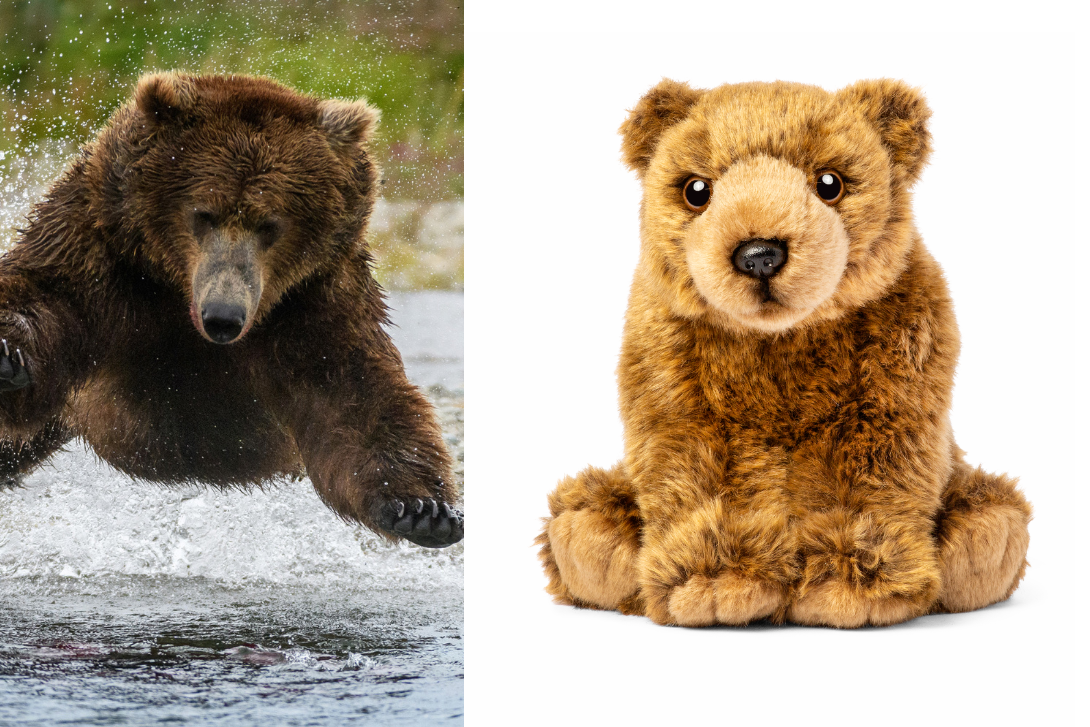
[0,291,464,725]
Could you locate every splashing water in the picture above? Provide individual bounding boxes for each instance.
[0,292,464,724]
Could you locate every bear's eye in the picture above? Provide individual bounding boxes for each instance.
[256,219,283,248]
[815,170,845,204]
[191,210,216,238]
[683,176,713,212]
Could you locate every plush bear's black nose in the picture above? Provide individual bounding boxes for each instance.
[201,302,246,343]
[732,239,788,278]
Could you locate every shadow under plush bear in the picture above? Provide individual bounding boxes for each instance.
[536,78,1030,627]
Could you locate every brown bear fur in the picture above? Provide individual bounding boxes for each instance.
[0,72,462,548]
[537,79,1030,626]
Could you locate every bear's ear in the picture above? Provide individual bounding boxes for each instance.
[134,71,197,123]
[839,79,932,185]
[318,98,380,151]
[619,79,705,175]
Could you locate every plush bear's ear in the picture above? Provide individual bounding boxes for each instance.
[318,98,380,151]
[134,72,197,123]
[619,79,705,175]
[839,79,932,185]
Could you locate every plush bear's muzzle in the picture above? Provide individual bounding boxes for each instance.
[683,155,849,333]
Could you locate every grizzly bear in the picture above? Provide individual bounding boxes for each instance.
[0,72,462,548]
[537,79,1030,626]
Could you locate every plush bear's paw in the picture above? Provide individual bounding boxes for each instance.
[787,511,940,627]
[659,571,785,627]
[786,547,935,628]
[375,497,463,548]
[546,508,640,610]
[640,503,796,626]
[0,340,30,392]
[936,503,1030,613]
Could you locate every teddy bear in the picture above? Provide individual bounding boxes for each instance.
[536,78,1031,627]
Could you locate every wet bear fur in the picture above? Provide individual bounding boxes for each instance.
[537,79,1030,626]
[0,72,462,548]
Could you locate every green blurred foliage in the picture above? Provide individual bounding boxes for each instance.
[0,0,463,199]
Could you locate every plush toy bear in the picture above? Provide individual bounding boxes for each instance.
[537,79,1031,627]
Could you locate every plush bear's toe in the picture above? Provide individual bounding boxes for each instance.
[787,580,924,628]
[665,571,784,627]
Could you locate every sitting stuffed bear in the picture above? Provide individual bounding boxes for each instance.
[537,79,1031,628]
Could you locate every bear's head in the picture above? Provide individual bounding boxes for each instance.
[621,79,931,334]
[96,72,381,344]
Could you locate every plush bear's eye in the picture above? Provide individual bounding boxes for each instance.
[815,170,845,204]
[683,176,713,212]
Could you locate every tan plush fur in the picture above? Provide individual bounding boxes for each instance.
[536,79,1032,628]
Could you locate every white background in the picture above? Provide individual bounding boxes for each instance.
[466,4,1089,724]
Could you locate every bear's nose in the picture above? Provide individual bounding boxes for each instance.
[201,302,246,344]
[732,238,788,278]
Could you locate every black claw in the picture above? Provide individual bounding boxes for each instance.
[429,499,438,518]
[414,498,424,514]
[395,500,405,518]
[0,339,31,392]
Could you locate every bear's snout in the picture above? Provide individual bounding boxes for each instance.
[191,230,264,344]
[200,302,247,344]
[732,239,787,279]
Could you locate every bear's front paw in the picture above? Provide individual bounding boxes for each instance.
[376,497,464,548]
[0,340,30,392]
